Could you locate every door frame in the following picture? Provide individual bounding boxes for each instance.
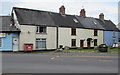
[12,37,19,51]
[80,40,84,48]
[87,39,91,49]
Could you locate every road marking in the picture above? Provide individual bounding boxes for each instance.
[50,56,60,60]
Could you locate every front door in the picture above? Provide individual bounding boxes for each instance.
[80,40,84,48]
[13,38,19,51]
[87,40,91,49]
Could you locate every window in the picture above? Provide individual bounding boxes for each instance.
[113,40,116,44]
[93,21,97,25]
[94,30,98,36]
[94,39,97,46]
[36,26,46,33]
[71,39,76,47]
[0,38,1,48]
[112,31,116,38]
[36,38,46,49]
[73,18,79,23]
[71,28,76,35]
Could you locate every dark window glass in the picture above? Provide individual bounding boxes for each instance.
[71,39,76,47]
[94,30,98,36]
[71,28,76,35]
[94,39,97,46]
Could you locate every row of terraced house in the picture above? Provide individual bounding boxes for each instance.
[0,5,119,51]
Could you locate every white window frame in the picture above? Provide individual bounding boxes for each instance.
[0,38,2,48]
[36,26,47,34]
[36,38,46,49]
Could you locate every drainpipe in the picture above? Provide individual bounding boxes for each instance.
[56,26,59,49]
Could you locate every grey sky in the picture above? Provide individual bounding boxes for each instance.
[0,0,119,25]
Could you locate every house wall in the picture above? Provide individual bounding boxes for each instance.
[104,31,118,46]
[0,33,18,51]
[19,25,57,51]
[58,27,103,48]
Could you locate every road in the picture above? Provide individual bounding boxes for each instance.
[2,52,118,73]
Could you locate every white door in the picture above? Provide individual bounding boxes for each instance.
[13,38,19,51]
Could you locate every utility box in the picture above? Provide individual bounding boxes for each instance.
[24,44,33,51]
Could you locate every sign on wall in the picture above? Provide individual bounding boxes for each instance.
[0,33,6,37]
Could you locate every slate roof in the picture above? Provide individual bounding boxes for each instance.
[49,12,84,28]
[13,7,118,31]
[0,16,20,32]
[13,7,84,28]
[75,16,105,30]
[13,7,56,26]
[96,19,119,31]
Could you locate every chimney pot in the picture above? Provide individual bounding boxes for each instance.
[80,9,86,17]
[99,13,104,20]
[59,5,65,15]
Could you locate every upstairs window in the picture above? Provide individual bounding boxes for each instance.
[94,30,98,36]
[0,38,1,48]
[71,28,76,35]
[71,39,76,47]
[36,26,46,34]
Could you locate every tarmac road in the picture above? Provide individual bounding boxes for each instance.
[2,53,118,73]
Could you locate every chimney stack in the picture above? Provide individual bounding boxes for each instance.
[59,5,65,15]
[99,13,104,20]
[80,9,86,17]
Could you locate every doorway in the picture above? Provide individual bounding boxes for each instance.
[87,39,91,49]
[80,40,84,48]
[13,37,19,51]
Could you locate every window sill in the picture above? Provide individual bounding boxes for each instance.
[71,35,77,36]
[36,33,47,35]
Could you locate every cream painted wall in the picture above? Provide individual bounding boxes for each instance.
[19,26,103,50]
[19,25,57,50]
[58,27,103,48]
[19,25,36,51]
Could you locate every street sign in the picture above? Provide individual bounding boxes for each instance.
[0,33,6,37]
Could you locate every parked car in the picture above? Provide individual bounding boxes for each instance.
[98,44,108,52]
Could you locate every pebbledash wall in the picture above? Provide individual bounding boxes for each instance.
[58,27,103,48]
[104,31,118,46]
[0,33,19,51]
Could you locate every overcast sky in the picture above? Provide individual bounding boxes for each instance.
[0,0,119,25]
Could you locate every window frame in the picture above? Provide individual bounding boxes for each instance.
[94,30,98,36]
[36,38,46,49]
[71,39,76,47]
[71,28,76,36]
[36,26,47,34]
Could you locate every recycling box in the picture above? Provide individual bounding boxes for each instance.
[24,44,33,51]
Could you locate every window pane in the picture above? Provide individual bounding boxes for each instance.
[94,30,98,36]
[71,28,76,35]
[36,26,39,33]
[72,39,76,46]
[36,38,46,49]
[94,39,97,46]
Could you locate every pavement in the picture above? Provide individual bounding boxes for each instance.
[1,52,118,73]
